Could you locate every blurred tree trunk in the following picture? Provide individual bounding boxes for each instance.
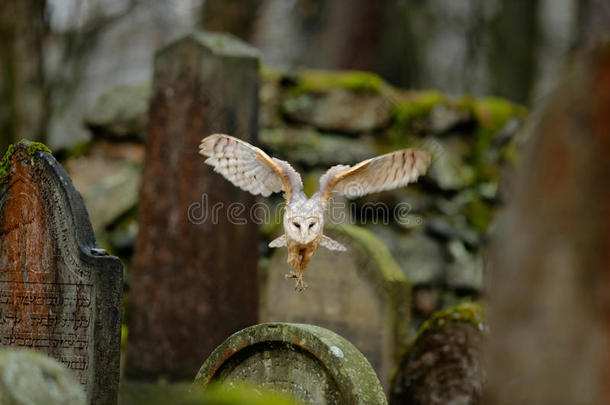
[201,0,261,41]
[578,0,610,47]
[0,0,48,154]
[316,0,386,71]
[488,0,540,104]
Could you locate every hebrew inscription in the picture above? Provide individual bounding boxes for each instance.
[0,282,93,386]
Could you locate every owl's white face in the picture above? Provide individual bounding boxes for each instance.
[283,199,324,244]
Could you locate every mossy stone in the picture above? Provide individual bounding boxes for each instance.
[289,69,387,95]
[0,349,87,405]
[194,323,387,405]
[390,302,486,405]
[0,140,52,183]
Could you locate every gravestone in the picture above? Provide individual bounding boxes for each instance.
[126,32,261,379]
[260,224,411,392]
[390,303,485,405]
[194,322,387,405]
[485,42,610,404]
[0,141,123,404]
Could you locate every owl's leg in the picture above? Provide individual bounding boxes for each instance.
[294,275,308,292]
[285,250,301,280]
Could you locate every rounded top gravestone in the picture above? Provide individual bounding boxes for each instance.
[0,141,123,405]
[194,323,387,405]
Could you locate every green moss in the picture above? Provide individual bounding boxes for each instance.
[25,140,52,156]
[121,324,128,350]
[290,69,386,94]
[261,66,282,81]
[325,224,407,284]
[472,97,525,158]
[0,143,16,183]
[473,96,526,134]
[413,302,486,344]
[466,196,495,232]
[0,139,52,185]
[204,383,302,405]
[393,90,446,129]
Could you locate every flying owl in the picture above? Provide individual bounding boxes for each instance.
[199,134,431,291]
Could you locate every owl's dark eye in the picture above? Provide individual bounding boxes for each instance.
[309,223,315,228]
[293,222,300,228]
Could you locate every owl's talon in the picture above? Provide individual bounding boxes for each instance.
[294,276,308,292]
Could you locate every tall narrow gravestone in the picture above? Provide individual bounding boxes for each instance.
[195,322,388,405]
[126,32,261,379]
[0,141,123,405]
[260,224,411,392]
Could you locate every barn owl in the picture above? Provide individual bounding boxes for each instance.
[199,134,431,291]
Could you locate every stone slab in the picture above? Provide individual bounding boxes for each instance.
[0,141,123,405]
[126,31,260,379]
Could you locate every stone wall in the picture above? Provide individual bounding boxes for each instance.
[65,65,525,360]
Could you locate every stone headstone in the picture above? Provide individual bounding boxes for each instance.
[485,42,610,405]
[126,31,261,379]
[0,141,123,404]
[260,224,411,392]
[390,303,485,405]
[0,348,87,405]
[194,322,387,405]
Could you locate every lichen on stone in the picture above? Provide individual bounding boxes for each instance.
[1,140,52,184]
[325,223,407,284]
[0,143,16,183]
[412,302,486,345]
[466,196,496,232]
[289,69,386,95]
[392,90,446,129]
[26,140,52,156]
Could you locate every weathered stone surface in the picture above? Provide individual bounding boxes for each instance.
[425,136,476,191]
[0,141,123,404]
[195,322,387,405]
[367,225,444,285]
[390,303,485,405]
[260,224,410,392]
[126,31,260,379]
[445,239,483,290]
[484,43,610,405]
[85,83,151,141]
[259,128,378,168]
[65,141,143,235]
[0,349,87,405]
[282,88,393,134]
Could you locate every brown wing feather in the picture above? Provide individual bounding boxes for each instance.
[319,149,430,205]
[199,134,302,202]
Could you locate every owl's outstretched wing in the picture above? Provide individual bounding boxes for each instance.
[199,134,303,202]
[317,148,430,206]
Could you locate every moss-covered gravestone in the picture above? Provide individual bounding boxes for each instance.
[194,322,387,404]
[0,141,123,404]
[127,31,261,379]
[260,224,410,392]
[390,303,485,405]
